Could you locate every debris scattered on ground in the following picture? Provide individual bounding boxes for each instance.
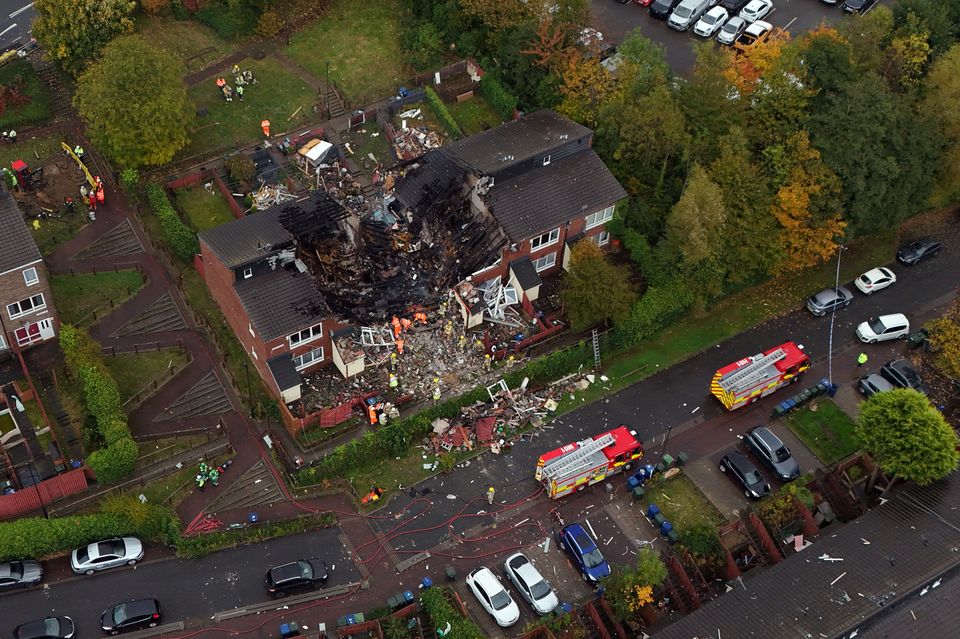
[249,183,295,210]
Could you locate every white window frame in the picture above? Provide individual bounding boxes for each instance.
[22,267,39,286]
[7,293,46,320]
[592,231,610,247]
[242,267,253,279]
[530,228,560,251]
[0,332,6,350]
[532,252,556,272]
[543,155,552,166]
[585,206,614,230]
[293,346,325,371]
[288,323,324,348]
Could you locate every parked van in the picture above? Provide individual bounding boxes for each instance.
[669,0,713,31]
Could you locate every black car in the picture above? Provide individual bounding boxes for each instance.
[842,0,879,13]
[0,560,42,589]
[13,617,75,639]
[880,359,930,395]
[101,598,161,635]
[265,559,329,596]
[650,0,683,19]
[744,426,800,481]
[897,239,942,265]
[858,372,895,398]
[719,451,770,499]
[720,0,751,11]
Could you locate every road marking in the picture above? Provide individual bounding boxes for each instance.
[9,3,32,19]
[783,16,798,31]
[0,23,17,38]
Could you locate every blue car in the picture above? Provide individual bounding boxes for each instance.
[557,523,610,583]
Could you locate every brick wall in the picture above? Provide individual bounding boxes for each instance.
[0,260,58,349]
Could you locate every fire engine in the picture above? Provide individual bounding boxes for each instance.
[710,341,810,411]
[535,426,643,499]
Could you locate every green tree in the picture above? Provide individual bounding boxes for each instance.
[798,27,857,103]
[561,240,637,331]
[836,4,894,73]
[892,0,957,54]
[74,35,194,168]
[677,43,740,164]
[605,548,668,621]
[926,301,960,379]
[407,23,446,70]
[856,389,959,486]
[33,0,136,74]
[923,44,960,205]
[678,524,725,573]
[617,29,670,96]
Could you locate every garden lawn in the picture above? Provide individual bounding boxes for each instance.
[49,269,145,326]
[644,473,726,530]
[0,59,53,128]
[0,133,60,170]
[136,14,235,73]
[786,399,862,465]
[340,127,393,171]
[185,57,316,155]
[286,0,407,104]
[447,97,502,135]
[103,348,190,406]
[175,185,236,231]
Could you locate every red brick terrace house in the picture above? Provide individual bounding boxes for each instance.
[0,193,58,355]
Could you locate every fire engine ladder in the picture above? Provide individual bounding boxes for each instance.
[719,348,787,392]
[542,433,617,483]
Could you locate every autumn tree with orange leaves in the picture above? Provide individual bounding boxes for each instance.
[723,28,790,94]
[555,50,621,127]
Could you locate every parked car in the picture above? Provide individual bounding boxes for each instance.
[739,0,773,21]
[0,560,42,590]
[668,0,712,31]
[13,617,75,639]
[842,0,879,13]
[719,451,770,499]
[897,239,942,265]
[650,0,684,19]
[720,0,750,11]
[636,0,656,5]
[70,537,143,575]
[854,267,896,295]
[717,15,747,44]
[733,20,773,52]
[694,6,729,36]
[465,566,520,627]
[558,523,611,583]
[858,373,895,398]
[856,313,910,343]
[744,426,800,481]
[806,286,853,316]
[265,559,329,596]
[504,552,559,615]
[101,599,162,635]
[880,359,930,395]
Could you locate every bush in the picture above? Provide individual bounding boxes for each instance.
[256,10,283,38]
[195,0,259,39]
[406,23,445,70]
[225,154,255,182]
[87,437,139,483]
[617,281,693,345]
[420,587,485,639]
[479,74,518,120]
[120,167,139,193]
[146,183,199,261]
[424,86,463,140]
[139,0,169,14]
[170,0,188,20]
[175,513,336,558]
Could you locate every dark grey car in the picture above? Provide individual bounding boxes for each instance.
[858,373,895,398]
[880,360,930,395]
[14,616,74,639]
[0,560,42,590]
[897,239,942,265]
[719,451,770,499]
[806,286,854,317]
[744,426,800,481]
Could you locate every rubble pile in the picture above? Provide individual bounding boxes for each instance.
[250,183,295,210]
[391,127,443,160]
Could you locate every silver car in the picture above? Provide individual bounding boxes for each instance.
[504,552,559,615]
[71,537,143,575]
[806,286,853,316]
[717,16,747,45]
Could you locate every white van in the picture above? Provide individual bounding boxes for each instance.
[669,0,713,31]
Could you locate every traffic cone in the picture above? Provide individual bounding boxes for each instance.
[260,119,270,137]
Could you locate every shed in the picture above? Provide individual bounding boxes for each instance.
[298,139,333,171]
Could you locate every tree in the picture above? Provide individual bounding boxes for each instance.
[722,28,789,95]
[74,36,194,168]
[925,44,960,205]
[562,240,637,331]
[555,50,621,126]
[892,0,957,54]
[798,26,857,100]
[677,43,740,164]
[256,10,284,38]
[836,4,894,73]
[855,389,958,486]
[225,154,255,182]
[617,29,670,96]
[885,29,932,90]
[459,0,540,29]
[926,301,960,379]
[678,524,725,573]
[605,548,667,621]
[33,0,136,74]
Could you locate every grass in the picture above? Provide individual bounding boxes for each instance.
[297,417,358,448]
[786,399,862,465]
[0,133,61,171]
[138,453,230,506]
[340,127,393,170]
[644,473,727,530]
[30,210,90,257]
[447,97,502,136]
[103,348,191,406]
[286,0,407,104]
[185,56,317,155]
[136,14,235,73]
[49,269,146,326]
[175,185,237,231]
[0,59,53,128]
[0,412,15,436]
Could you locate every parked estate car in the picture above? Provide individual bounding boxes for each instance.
[739,0,773,21]
[558,523,611,583]
[897,239,942,265]
[70,537,143,575]
[744,426,800,481]
[719,451,770,499]
[650,0,684,19]
[465,566,520,627]
[717,15,747,44]
[694,6,729,36]
[880,359,930,395]
[806,286,853,317]
[858,373,895,398]
[13,617,75,639]
[668,0,713,31]
[856,313,910,343]
[855,267,896,295]
[504,552,559,615]
[101,598,162,635]
[265,559,329,596]
[0,560,42,590]
[842,0,879,13]
[733,20,773,52]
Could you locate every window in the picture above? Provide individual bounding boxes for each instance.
[293,347,324,371]
[242,267,253,279]
[585,206,614,230]
[7,294,45,319]
[532,252,556,272]
[22,267,39,286]
[591,231,610,247]
[288,323,323,348]
[530,228,560,251]
[0,333,6,350]
[542,155,552,166]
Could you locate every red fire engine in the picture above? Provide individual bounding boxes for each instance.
[710,341,810,411]
[535,426,643,499]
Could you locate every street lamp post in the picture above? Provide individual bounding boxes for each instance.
[827,245,845,387]
[657,423,675,465]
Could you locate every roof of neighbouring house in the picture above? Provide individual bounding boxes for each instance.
[509,257,541,291]
[0,193,41,274]
[485,149,626,242]
[198,208,292,268]
[234,267,329,341]
[267,353,301,393]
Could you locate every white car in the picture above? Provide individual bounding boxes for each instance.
[465,566,519,627]
[71,537,143,575]
[504,553,559,615]
[854,267,897,295]
[740,0,773,21]
[717,16,747,45]
[694,6,729,37]
[856,313,910,343]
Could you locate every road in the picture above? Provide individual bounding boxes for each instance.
[0,1,34,52]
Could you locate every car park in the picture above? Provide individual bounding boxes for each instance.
[0,560,42,590]
[739,0,773,21]
[13,617,75,639]
[694,6,729,36]
[101,599,162,635]
[858,373,894,398]
[880,359,929,395]
[265,559,329,596]
[465,566,520,627]
[668,0,713,31]
[504,552,559,615]
[744,426,800,481]
[649,0,684,19]
[842,0,879,13]
[70,537,143,575]
[806,286,853,316]
[558,523,611,583]
[854,267,896,295]
[733,20,773,52]
[856,313,910,343]
[719,451,770,499]
[897,239,942,265]
[716,15,747,44]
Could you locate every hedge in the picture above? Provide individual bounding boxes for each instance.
[617,282,693,346]
[424,86,463,140]
[87,437,138,483]
[175,513,336,559]
[478,74,517,120]
[146,183,199,261]
[420,587,485,639]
